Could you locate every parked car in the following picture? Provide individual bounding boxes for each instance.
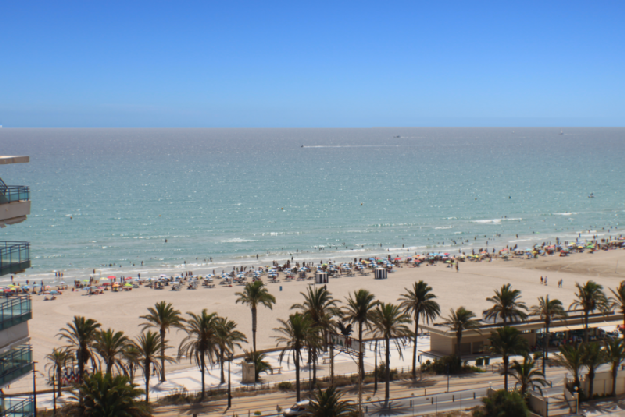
[283,400,310,417]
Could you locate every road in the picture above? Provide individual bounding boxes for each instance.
[153,367,570,416]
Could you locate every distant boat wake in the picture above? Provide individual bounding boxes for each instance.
[301,144,404,148]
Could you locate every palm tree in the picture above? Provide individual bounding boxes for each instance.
[305,386,356,417]
[121,342,142,384]
[45,348,73,398]
[398,280,440,379]
[488,326,529,391]
[343,289,378,378]
[478,389,528,417]
[553,344,584,387]
[136,330,172,403]
[370,303,413,403]
[445,307,481,366]
[178,309,220,399]
[70,372,149,417]
[292,286,337,385]
[569,281,609,343]
[509,355,548,395]
[582,342,606,400]
[609,282,625,334]
[485,284,527,324]
[93,328,130,375]
[604,338,625,397]
[140,301,185,382]
[274,313,321,402]
[236,280,276,355]
[244,350,273,382]
[57,316,101,383]
[215,316,248,383]
[530,296,567,375]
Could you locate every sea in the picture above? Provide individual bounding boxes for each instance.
[0,127,623,283]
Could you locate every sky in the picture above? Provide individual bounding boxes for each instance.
[1,1,624,127]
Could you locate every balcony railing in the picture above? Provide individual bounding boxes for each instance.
[0,346,33,388]
[0,296,31,331]
[0,186,29,205]
[0,243,30,277]
[1,396,34,417]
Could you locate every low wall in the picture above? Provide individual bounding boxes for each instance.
[581,371,625,397]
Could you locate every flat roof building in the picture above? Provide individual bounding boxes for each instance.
[0,155,33,416]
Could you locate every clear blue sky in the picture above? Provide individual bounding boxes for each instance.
[1,1,623,127]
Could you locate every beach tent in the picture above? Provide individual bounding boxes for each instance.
[374,268,388,280]
[315,271,329,284]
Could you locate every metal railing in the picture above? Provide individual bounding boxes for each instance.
[0,186,29,205]
[1,396,34,417]
[0,243,30,277]
[0,296,31,331]
[0,346,33,387]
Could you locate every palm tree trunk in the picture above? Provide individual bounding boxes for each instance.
[385,334,391,403]
[612,365,618,397]
[78,347,84,383]
[503,354,508,391]
[589,367,594,400]
[457,330,462,367]
[295,349,301,402]
[585,311,589,344]
[358,322,364,378]
[412,313,419,379]
[544,320,550,375]
[220,349,225,384]
[200,354,206,399]
[57,366,62,397]
[107,360,112,375]
[374,340,378,394]
[145,360,151,403]
[251,306,259,355]
[312,347,317,388]
[329,342,334,386]
[160,326,166,382]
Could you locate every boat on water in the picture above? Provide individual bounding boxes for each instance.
[560,130,564,135]
[588,193,594,198]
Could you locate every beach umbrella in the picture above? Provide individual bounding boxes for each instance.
[124,283,132,287]
[49,290,59,295]
[107,276,116,279]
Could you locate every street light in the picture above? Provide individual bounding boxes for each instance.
[32,361,39,417]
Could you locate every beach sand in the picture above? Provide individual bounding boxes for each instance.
[10,249,625,393]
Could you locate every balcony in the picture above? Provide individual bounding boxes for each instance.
[0,183,30,227]
[0,243,30,277]
[1,396,34,417]
[0,346,32,388]
[0,297,31,332]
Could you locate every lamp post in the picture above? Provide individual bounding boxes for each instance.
[33,361,38,417]
[227,352,233,409]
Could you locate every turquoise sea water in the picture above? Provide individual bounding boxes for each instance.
[1,127,623,281]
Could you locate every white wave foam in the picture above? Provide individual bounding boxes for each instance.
[435,226,452,229]
[554,213,574,216]
[221,238,258,243]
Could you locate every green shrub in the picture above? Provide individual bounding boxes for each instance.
[278,381,292,390]
[254,412,262,416]
[420,355,483,375]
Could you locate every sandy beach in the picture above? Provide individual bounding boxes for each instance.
[10,248,625,393]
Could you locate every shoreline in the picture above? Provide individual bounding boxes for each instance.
[11,225,622,284]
